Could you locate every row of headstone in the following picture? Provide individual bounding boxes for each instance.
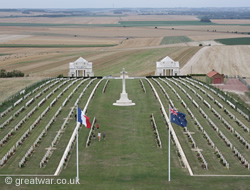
[74,79,96,107]
[197,93,203,101]
[208,118,219,132]
[186,77,250,151]
[203,131,215,148]
[1,104,26,129]
[194,118,204,132]
[150,114,162,148]
[221,118,234,133]
[160,79,175,107]
[237,108,249,120]
[0,129,14,147]
[148,78,189,170]
[214,99,224,109]
[41,78,89,169]
[14,98,23,107]
[0,78,58,119]
[215,147,230,169]
[0,79,60,133]
[40,147,52,168]
[224,108,236,119]
[184,127,197,149]
[46,92,53,100]
[103,79,110,93]
[192,99,199,108]
[18,145,34,168]
[13,106,25,118]
[35,92,42,99]
[203,99,211,109]
[162,78,210,170]
[20,105,62,168]
[0,106,12,117]
[24,92,32,100]
[0,115,13,129]
[55,78,103,173]
[207,93,214,101]
[181,79,243,139]
[0,127,30,166]
[199,107,208,119]
[188,77,249,121]
[211,107,222,120]
[233,147,250,169]
[235,118,249,132]
[196,149,208,169]
[226,100,236,109]
[218,131,233,149]
[0,145,16,166]
[26,98,34,107]
[184,78,249,135]
[234,131,250,149]
[169,78,232,170]
[0,79,59,128]
[157,78,174,107]
[0,79,75,167]
[18,78,81,168]
[32,79,88,168]
[38,98,46,107]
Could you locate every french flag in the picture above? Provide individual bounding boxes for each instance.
[77,107,91,129]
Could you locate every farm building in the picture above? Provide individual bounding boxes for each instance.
[206,69,224,84]
[155,56,180,76]
[68,57,94,77]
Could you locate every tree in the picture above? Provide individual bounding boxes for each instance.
[0,69,24,78]
[200,16,211,23]
[0,69,6,77]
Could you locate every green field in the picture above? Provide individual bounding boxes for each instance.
[0,77,250,190]
[215,37,250,45]
[160,36,193,45]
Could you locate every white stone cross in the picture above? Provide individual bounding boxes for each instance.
[122,68,127,94]
[113,68,135,106]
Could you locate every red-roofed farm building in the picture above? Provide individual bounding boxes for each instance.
[206,70,224,84]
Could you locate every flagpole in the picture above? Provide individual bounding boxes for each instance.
[76,105,79,183]
[168,104,171,182]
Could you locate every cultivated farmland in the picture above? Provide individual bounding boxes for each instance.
[181,46,250,77]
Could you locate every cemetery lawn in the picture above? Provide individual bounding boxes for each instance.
[0,79,250,190]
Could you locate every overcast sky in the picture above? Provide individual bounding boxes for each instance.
[1,0,250,8]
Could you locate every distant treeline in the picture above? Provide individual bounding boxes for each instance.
[0,69,24,78]
[1,7,250,19]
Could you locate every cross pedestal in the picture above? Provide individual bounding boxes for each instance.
[113,68,135,106]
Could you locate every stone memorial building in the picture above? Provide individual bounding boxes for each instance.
[68,57,94,77]
[155,56,180,76]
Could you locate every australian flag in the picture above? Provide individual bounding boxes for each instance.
[170,107,187,127]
